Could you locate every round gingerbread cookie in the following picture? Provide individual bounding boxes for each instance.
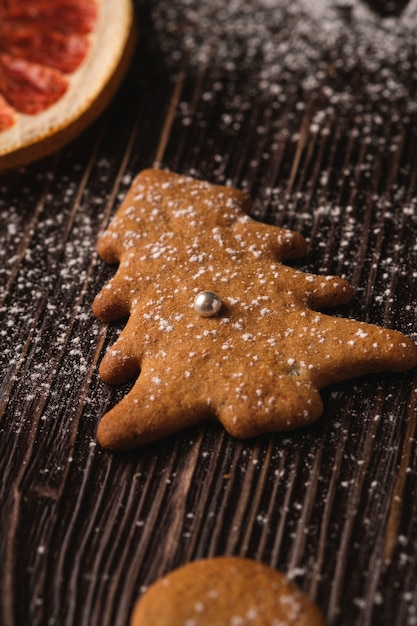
[131,557,326,626]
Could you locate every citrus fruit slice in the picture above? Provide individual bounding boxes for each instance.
[0,0,136,170]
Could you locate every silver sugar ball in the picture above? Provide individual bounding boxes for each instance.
[193,291,222,317]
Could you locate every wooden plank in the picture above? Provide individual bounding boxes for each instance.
[1,1,417,625]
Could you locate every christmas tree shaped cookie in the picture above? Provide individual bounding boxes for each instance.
[92,169,417,450]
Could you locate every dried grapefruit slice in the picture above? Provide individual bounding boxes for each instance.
[0,0,136,169]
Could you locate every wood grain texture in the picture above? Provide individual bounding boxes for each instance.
[1,1,417,625]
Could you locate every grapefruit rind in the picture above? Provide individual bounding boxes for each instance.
[0,0,136,170]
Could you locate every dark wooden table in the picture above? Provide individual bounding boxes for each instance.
[1,1,417,624]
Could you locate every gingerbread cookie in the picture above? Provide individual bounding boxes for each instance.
[92,169,417,450]
[130,557,326,626]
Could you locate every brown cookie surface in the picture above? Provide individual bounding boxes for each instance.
[130,557,326,626]
[93,169,417,450]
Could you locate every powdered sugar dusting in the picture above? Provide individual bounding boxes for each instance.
[152,0,417,107]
